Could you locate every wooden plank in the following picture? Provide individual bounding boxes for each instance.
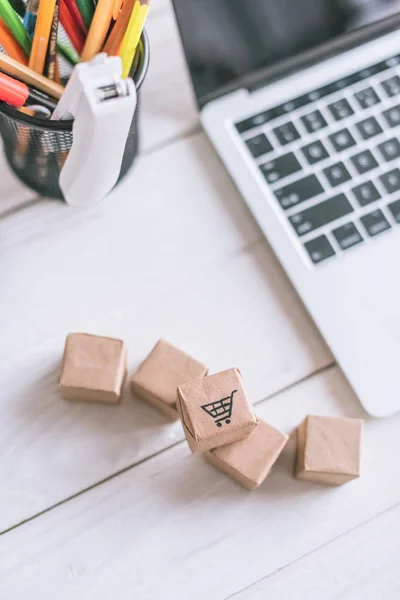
[1,366,397,600]
[233,504,400,599]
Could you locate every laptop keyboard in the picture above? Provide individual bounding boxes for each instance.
[234,54,400,265]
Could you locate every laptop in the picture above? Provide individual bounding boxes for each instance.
[172,0,400,417]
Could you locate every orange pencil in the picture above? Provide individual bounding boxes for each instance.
[81,0,114,61]
[29,0,57,74]
[0,17,28,64]
[103,0,134,56]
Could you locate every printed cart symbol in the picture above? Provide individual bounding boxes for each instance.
[201,390,237,427]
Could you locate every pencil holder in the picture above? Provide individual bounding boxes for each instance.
[0,30,149,202]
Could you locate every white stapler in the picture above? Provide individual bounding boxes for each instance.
[52,53,137,207]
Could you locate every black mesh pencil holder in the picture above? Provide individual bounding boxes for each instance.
[0,30,149,201]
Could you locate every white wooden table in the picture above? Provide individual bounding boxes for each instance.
[0,2,399,597]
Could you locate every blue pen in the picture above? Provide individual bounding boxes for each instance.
[23,0,40,38]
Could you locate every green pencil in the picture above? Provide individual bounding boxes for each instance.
[75,0,94,30]
[0,0,31,55]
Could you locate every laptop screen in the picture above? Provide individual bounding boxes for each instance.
[173,0,400,105]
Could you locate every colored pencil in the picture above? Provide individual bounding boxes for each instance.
[112,0,123,20]
[64,0,86,36]
[23,0,39,38]
[103,0,133,56]
[81,0,114,61]
[75,0,93,29]
[0,0,32,55]
[59,0,85,53]
[44,0,59,80]
[0,17,28,64]
[0,53,64,98]
[29,0,57,73]
[57,40,79,65]
[119,0,149,78]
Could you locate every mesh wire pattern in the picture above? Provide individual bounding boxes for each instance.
[0,31,148,200]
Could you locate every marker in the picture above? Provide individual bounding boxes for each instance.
[0,71,58,110]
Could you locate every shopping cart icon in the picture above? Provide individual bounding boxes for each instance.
[201,390,237,427]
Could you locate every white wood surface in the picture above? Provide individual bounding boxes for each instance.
[0,0,398,597]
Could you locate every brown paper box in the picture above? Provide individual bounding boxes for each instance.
[177,368,258,453]
[296,415,363,485]
[59,333,127,404]
[205,418,288,489]
[131,339,208,420]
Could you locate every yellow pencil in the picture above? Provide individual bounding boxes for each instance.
[81,0,114,62]
[119,0,149,78]
[29,0,57,74]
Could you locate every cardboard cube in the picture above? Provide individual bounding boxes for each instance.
[177,368,258,453]
[296,415,363,485]
[60,333,127,404]
[131,339,208,420]
[205,418,288,489]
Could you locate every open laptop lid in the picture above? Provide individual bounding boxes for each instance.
[172,0,400,108]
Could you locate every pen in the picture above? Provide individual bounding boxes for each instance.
[0,53,64,98]
[0,0,32,55]
[103,0,133,56]
[23,0,39,38]
[0,17,28,64]
[81,0,115,61]
[119,0,149,78]
[29,0,57,73]
[0,71,57,110]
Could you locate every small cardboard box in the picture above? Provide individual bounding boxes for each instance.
[177,368,258,453]
[296,415,363,485]
[60,333,127,404]
[131,339,208,420]
[205,418,288,489]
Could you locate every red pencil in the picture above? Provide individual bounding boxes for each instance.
[64,0,87,37]
[59,0,85,53]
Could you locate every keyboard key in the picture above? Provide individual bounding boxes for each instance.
[329,129,356,152]
[378,138,400,162]
[245,133,273,158]
[354,87,380,109]
[388,199,400,222]
[301,110,327,133]
[380,168,400,193]
[275,174,324,209]
[259,153,301,183]
[352,181,381,206]
[301,141,329,165]
[382,105,400,127]
[355,116,383,140]
[235,112,270,134]
[327,99,354,121]
[350,150,379,175]
[273,122,300,145]
[381,75,400,97]
[304,235,335,264]
[332,222,363,250]
[323,162,352,187]
[289,193,353,236]
[360,209,391,236]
